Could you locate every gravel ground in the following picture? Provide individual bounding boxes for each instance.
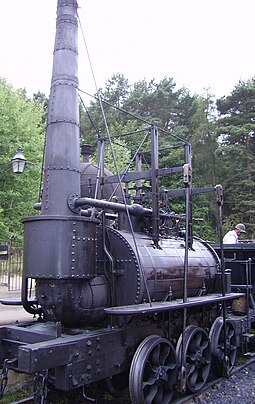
[198,360,255,404]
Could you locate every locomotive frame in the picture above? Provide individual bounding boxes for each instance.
[1,1,255,403]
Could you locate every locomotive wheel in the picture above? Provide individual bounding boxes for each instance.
[106,371,129,398]
[129,335,178,404]
[176,325,211,394]
[209,317,237,376]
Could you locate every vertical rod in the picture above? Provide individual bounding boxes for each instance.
[151,125,159,248]
[180,143,192,391]
[7,236,13,292]
[216,184,229,374]
[183,143,192,303]
[184,143,193,248]
[96,136,105,199]
[216,185,225,297]
[135,152,142,201]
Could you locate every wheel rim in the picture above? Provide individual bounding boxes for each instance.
[209,317,237,375]
[176,325,211,393]
[129,335,177,404]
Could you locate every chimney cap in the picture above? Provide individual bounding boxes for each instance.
[81,144,91,156]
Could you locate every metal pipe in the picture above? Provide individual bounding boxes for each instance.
[75,196,152,216]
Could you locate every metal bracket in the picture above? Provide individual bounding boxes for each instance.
[67,192,80,213]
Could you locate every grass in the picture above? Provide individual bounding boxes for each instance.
[1,386,33,404]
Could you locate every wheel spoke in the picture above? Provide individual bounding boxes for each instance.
[153,387,163,404]
[194,331,203,350]
[150,343,160,365]
[143,374,158,387]
[187,352,196,363]
[188,369,198,387]
[143,361,154,382]
[165,361,177,371]
[226,325,234,339]
[200,364,209,381]
[229,344,237,352]
[144,384,158,403]
[188,363,196,374]
[200,338,209,352]
[159,344,171,365]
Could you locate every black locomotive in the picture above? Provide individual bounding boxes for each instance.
[1,1,255,403]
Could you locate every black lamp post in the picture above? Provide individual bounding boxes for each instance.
[11,148,27,174]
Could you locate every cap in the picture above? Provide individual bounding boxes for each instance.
[235,223,246,233]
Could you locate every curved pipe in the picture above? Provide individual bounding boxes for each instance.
[22,277,42,315]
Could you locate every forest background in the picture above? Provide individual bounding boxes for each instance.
[0,73,254,243]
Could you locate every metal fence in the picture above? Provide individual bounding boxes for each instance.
[0,238,23,291]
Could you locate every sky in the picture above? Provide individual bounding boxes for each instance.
[1,0,255,101]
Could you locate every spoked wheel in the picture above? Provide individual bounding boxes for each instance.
[176,325,211,393]
[129,335,178,404]
[106,371,129,398]
[209,317,237,376]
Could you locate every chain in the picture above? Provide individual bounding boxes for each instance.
[0,358,18,399]
[33,369,49,404]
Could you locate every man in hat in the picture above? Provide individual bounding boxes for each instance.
[223,223,246,244]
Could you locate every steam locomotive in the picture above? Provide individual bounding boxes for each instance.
[1,1,255,403]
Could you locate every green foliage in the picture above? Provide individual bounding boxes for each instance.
[216,78,255,238]
[2,71,255,242]
[124,77,181,130]
[0,79,45,241]
[79,74,224,240]
[93,137,132,175]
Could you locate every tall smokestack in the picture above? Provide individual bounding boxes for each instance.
[41,0,80,216]
[22,0,103,325]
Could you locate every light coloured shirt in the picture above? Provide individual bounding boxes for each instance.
[223,229,238,244]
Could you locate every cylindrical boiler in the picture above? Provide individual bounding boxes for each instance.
[106,228,220,305]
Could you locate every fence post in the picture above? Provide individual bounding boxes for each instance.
[7,236,14,291]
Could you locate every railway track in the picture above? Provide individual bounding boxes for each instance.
[175,355,255,404]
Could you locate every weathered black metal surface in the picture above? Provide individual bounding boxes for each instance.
[19,0,85,325]
[41,0,80,217]
[23,216,99,279]
[105,292,245,315]
[105,229,220,305]
[0,321,163,391]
